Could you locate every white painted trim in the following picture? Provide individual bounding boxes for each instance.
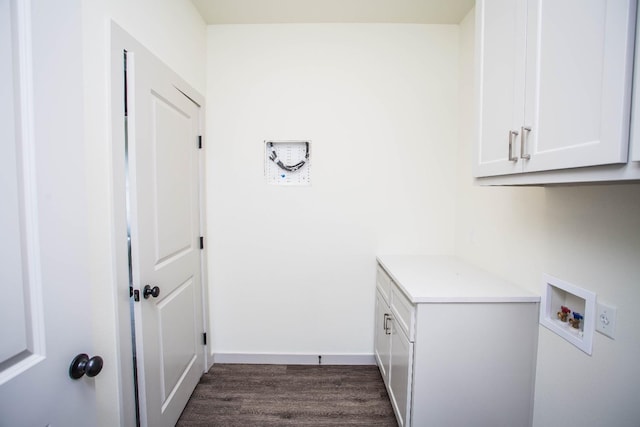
[196,104,211,373]
[109,23,138,427]
[212,353,376,366]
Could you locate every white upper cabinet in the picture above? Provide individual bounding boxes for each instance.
[475,0,637,180]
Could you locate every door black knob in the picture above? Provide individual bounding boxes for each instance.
[143,284,160,299]
[69,353,103,379]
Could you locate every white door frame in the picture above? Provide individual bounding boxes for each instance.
[109,22,210,426]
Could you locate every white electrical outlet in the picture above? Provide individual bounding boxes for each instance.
[596,301,617,339]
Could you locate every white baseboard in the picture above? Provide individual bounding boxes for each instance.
[212,353,376,366]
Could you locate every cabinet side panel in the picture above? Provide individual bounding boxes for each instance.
[412,303,538,427]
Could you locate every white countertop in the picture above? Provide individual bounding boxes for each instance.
[377,255,540,303]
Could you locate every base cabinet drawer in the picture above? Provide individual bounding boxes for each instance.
[376,265,391,304]
[390,285,415,341]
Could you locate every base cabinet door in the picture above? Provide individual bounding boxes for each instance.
[475,0,527,177]
[374,290,391,382]
[388,321,413,427]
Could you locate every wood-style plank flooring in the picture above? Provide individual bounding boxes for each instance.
[176,364,398,426]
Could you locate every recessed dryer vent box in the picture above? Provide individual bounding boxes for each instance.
[264,140,311,186]
[540,274,596,355]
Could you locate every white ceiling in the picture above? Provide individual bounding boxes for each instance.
[191,0,475,25]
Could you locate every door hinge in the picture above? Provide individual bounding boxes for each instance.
[198,135,203,149]
[200,236,204,250]
[202,332,207,345]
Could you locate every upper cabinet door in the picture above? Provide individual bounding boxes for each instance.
[474,0,528,177]
[522,0,636,173]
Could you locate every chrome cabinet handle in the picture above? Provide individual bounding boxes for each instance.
[508,130,519,162]
[520,126,531,160]
[383,313,391,335]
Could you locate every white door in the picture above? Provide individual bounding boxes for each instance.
[126,41,205,427]
[522,0,635,172]
[474,0,527,177]
[0,0,98,425]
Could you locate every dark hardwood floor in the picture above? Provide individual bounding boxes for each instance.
[176,364,398,426]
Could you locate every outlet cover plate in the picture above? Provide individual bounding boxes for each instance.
[596,302,617,339]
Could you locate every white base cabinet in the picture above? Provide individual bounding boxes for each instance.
[374,266,413,427]
[375,256,540,427]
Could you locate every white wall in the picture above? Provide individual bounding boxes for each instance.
[80,1,206,425]
[205,24,459,358]
[457,10,640,426]
[75,3,639,424]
